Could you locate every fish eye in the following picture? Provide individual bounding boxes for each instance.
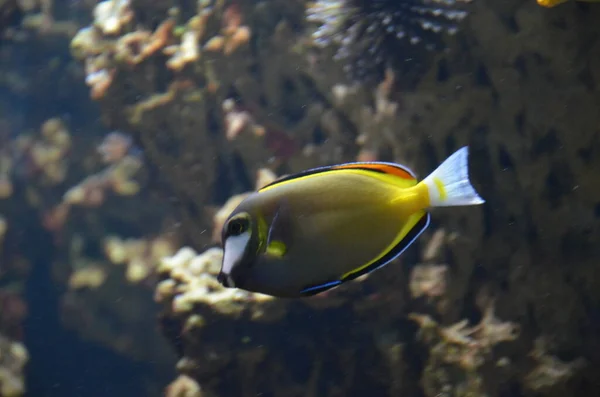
[227,217,249,236]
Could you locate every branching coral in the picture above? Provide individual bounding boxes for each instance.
[104,233,179,284]
[0,0,83,130]
[0,166,12,200]
[0,152,29,397]
[0,0,21,39]
[67,230,180,290]
[0,216,6,247]
[0,334,27,397]
[156,246,277,317]
[63,154,142,205]
[11,117,71,186]
[155,168,281,318]
[44,151,143,232]
[523,337,587,392]
[71,0,252,100]
[0,118,73,244]
[165,374,204,397]
[410,263,448,301]
[408,228,468,316]
[68,265,108,290]
[60,218,181,377]
[0,115,178,392]
[410,299,521,397]
[0,217,28,343]
[93,0,133,35]
[315,68,416,164]
[1,0,80,41]
[69,0,363,245]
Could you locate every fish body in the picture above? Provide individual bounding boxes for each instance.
[218,147,484,298]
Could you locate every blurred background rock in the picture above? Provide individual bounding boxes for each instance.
[0,0,599,396]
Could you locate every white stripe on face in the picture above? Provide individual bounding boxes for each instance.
[221,231,251,279]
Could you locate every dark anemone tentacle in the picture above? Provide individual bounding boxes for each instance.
[307,0,473,82]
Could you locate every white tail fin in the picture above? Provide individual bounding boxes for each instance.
[422,146,485,207]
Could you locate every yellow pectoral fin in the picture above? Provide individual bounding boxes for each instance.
[537,0,600,6]
[537,0,568,7]
[266,240,287,257]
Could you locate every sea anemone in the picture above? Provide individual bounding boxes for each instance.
[307,0,473,82]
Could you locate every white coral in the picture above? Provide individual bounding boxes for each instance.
[93,0,133,35]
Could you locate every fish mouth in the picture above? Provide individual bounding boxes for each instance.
[217,272,236,288]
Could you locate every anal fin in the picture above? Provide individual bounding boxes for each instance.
[300,280,342,296]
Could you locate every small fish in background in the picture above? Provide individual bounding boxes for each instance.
[537,0,600,7]
[217,146,485,298]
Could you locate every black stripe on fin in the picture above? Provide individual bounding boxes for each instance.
[259,161,417,192]
[342,212,431,282]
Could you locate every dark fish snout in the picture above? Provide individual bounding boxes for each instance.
[217,272,235,288]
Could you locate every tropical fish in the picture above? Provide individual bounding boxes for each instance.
[537,0,600,7]
[217,146,484,298]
